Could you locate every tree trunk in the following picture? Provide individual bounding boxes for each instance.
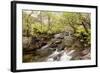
[82,22,89,33]
[26,11,33,37]
[48,15,51,31]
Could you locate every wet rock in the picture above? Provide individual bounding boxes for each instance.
[50,43,58,48]
[54,33,64,39]
[55,39,62,44]
[41,44,50,50]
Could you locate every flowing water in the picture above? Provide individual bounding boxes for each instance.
[45,48,75,62]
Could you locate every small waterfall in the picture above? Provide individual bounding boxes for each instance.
[60,52,72,61]
[46,48,75,62]
[60,50,75,61]
[46,58,54,62]
[46,48,60,62]
[48,49,59,58]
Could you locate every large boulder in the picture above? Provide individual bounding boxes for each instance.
[81,53,91,60]
[23,36,46,52]
[81,48,90,56]
[22,37,31,49]
[63,36,74,46]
